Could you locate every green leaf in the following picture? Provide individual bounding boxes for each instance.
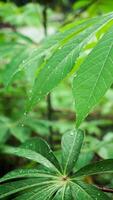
[53,185,72,200]
[24,118,51,136]
[13,184,59,200]
[10,126,31,143]
[73,159,113,178]
[3,46,29,87]
[73,25,113,127]
[26,13,113,110]
[21,138,61,172]
[75,151,94,171]
[0,42,22,59]
[0,168,57,183]
[0,178,55,199]
[71,181,110,200]
[53,186,65,200]
[2,145,60,174]
[61,129,84,175]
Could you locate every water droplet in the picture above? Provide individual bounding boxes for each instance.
[22,60,25,64]
[29,90,32,93]
[74,74,77,78]
[24,112,26,116]
[21,124,24,127]
[58,46,62,50]
[70,132,74,136]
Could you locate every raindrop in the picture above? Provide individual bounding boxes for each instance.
[74,74,77,78]
[21,124,24,127]
[70,132,74,136]
[58,46,62,50]
[29,90,32,94]
[24,112,27,116]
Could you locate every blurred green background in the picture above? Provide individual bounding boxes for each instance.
[0,0,113,198]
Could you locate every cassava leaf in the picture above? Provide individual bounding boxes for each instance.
[21,138,61,172]
[53,186,65,200]
[0,168,57,183]
[73,159,113,178]
[26,14,113,110]
[73,25,113,127]
[3,46,30,87]
[13,184,59,200]
[61,129,84,174]
[0,178,55,199]
[2,146,60,174]
[71,181,110,200]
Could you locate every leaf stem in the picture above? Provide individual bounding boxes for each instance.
[42,4,54,148]
[97,186,113,193]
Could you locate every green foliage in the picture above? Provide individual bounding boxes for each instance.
[2,12,113,127]
[73,25,113,126]
[1,2,113,199]
[0,129,113,199]
[0,2,42,26]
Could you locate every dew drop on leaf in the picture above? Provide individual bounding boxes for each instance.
[29,90,32,94]
[22,60,25,64]
[24,112,27,116]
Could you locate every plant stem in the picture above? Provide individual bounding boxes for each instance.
[97,186,113,193]
[42,4,54,148]
[42,4,48,36]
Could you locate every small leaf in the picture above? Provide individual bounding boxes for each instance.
[21,138,61,172]
[73,159,113,178]
[61,129,84,175]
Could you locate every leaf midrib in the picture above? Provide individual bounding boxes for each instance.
[71,181,94,200]
[31,17,113,101]
[84,40,113,111]
[0,180,57,198]
[64,134,77,174]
